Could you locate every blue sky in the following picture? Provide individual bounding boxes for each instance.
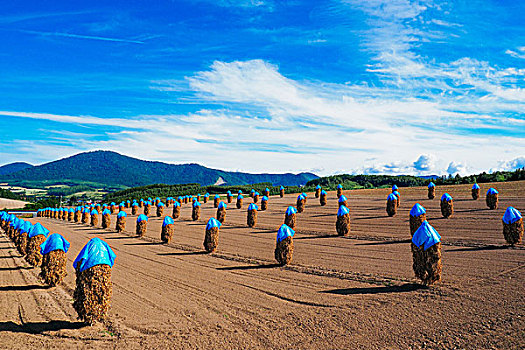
[0,0,524,176]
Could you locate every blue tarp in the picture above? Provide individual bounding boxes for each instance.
[392,185,398,190]
[248,203,258,211]
[321,190,327,195]
[428,182,435,188]
[137,214,148,222]
[28,222,50,238]
[412,221,441,250]
[338,195,347,203]
[387,193,397,201]
[297,194,305,200]
[193,201,201,207]
[40,233,70,255]
[83,208,90,214]
[117,211,127,218]
[73,237,116,272]
[102,209,111,215]
[90,209,98,215]
[238,194,243,199]
[132,202,138,207]
[21,221,33,234]
[265,188,269,192]
[218,201,227,209]
[337,184,342,189]
[227,191,231,195]
[206,217,221,230]
[158,202,164,207]
[286,206,297,215]
[337,205,350,216]
[69,208,74,213]
[262,196,268,202]
[173,201,180,208]
[215,195,220,199]
[316,185,321,189]
[441,193,452,202]
[410,203,426,217]
[279,186,284,190]
[163,216,174,226]
[472,183,480,189]
[503,207,522,224]
[276,224,295,243]
[393,190,400,197]
[487,188,498,195]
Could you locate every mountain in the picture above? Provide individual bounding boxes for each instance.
[0,151,317,187]
[0,162,33,176]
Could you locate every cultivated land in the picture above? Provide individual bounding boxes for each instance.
[1,181,524,349]
[0,198,28,210]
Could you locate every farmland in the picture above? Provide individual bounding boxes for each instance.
[1,181,524,349]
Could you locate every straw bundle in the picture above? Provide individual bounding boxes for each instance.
[280,187,285,198]
[90,213,99,227]
[144,204,151,217]
[336,206,350,236]
[411,221,442,285]
[110,204,116,214]
[161,224,174,244]
[136,221,147,237]
[192,205,201,221]
[18,232,28,255]
[75,210,81,223]
[338,195,347,207]
[284,207,297,230]
[101,213,110,229]
[502,207,523,246]
[386,194,397,217]
[172,204,181,219]
[155,198,160,207]
[263,188,269,197]
[471,184,480,200]
[247,204,258,228]
[315,188,321,198]
[156,205,164,217]
[139,200,144,208]
[203,194,209,204]
[132,205,138,215]
[296,195,305,213]
[53,210,58,219]
[427,182,435,200]
[440,193,453,218]
[26,235,46,267]
[275,225,294,265]
[82,211,89,224]
[204,218,221,253]
[74,263,112,324]
[126,201,131,208]
[40,250,67,286]
[68,210,74,221]
[253,193,259,203]
[115,216,125,233]
[486,188,499,210]
[236,196,243,209]
[216,206,226,223]
[320,190,327,206]
[336,185,343,198]
[214,196,220,208]
[227,193,232,203]
[393,191,401,207]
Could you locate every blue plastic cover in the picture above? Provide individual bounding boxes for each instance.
[392,185,398,190]
[297,194,305,200]
[472,183,480,189]
[441,193,452,202]
[158,202,164,207]
[412,221,441,250]
[90,209,98,215]
[286,206,297,215]
[111,202,116,206]
[205,193,210,197]
[73,237,116,272]
[40,233,70,255]
[262,196,268,202]
[117,211,127,218]
[410,203,426,217]
[218,201,227,209]
[21,221,33,234]
[102,209,110,215]
[316,185,321,189]
[487,188,498,195]
[428,182,435,188]
[250,189,255,193]
[206,217,221,230]
[321,190,327,195]
[337,205,350,216]
[393,191,400,197]
[238,190,242,194]
[248,203,258,211]
[173,201,180,208]
[387,193,397,201]
[279,186,284,190]
[227,191,231,195]
[137,214,148,222]
[503,207,522,224]
[132,202,138,207]
[337,184,342,189]
[215,195,220,199]
[302,192,307,197]
[338,195,347,203]
[265,188,269,192]
[83,208,90,214]
[193,201,201,207]
[238,194,243,199]
[276,224,295,243]
[127,200,131,204]
[163,216,174,226]
[28,222,50,238]
[69,208,74,213]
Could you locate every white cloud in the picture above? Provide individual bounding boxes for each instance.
[447,161,468,175]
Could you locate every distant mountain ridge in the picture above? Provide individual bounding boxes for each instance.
[0,151,317,187]
[0,162,33,176]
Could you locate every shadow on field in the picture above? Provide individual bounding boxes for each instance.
[0,284,50,291]
[355,239,411,246]
[322,283,425,295]
[353,215,388,220]
[0,266,33,271]
[157,251,207,256]
[124,242,163,246]
[0,320,85,334]
[217,263,281,271]
[446,245,510,252]
[294,234,337,240]
[310,213,336,218]
[104,236,135,240]
[454,208,489,213]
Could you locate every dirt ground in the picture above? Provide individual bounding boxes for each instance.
[0,181,524,349]
[0,198,28,210]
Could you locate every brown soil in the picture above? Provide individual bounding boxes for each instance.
[0,180,523,349]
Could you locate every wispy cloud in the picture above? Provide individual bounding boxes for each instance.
[19,29,144,44]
